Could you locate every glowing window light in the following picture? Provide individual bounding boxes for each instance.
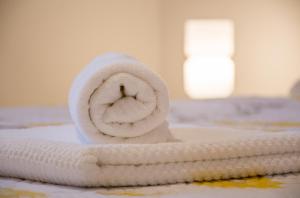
[184,19,235,99]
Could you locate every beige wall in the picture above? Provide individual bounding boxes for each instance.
[0,0,160,106]
[1,0,300,106]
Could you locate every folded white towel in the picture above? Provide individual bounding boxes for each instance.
[69,53,173,143]
[0,130,299,187]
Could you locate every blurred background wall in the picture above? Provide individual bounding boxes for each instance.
[0,0,300,106]
[0,0,161,106]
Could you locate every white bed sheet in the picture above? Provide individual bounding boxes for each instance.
[1,97,300,198]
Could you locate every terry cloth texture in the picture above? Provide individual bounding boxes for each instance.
[69,53,173,144]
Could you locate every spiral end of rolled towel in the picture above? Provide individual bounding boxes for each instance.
[69,53,174,144]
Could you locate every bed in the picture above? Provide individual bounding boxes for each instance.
[1,97,300,198]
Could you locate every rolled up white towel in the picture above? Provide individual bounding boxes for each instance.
[69,53,173,143]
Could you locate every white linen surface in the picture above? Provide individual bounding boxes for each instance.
[1,98,300,197]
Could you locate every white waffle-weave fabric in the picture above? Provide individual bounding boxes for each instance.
[69,53,172,144]
[1,132,300,187]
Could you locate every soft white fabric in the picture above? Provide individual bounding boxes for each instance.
[69,53,172,143]
[1,99,300,196]
[0,127,300,187]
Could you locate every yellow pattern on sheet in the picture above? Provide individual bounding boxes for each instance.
[0,188,46,198]
[96,191,145,196]
[217,120,300,131]
[194,177,282,189]
[27,122,66,128]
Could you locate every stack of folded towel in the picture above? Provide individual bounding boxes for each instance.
[1,132,299,186]
[0,53,299,187]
